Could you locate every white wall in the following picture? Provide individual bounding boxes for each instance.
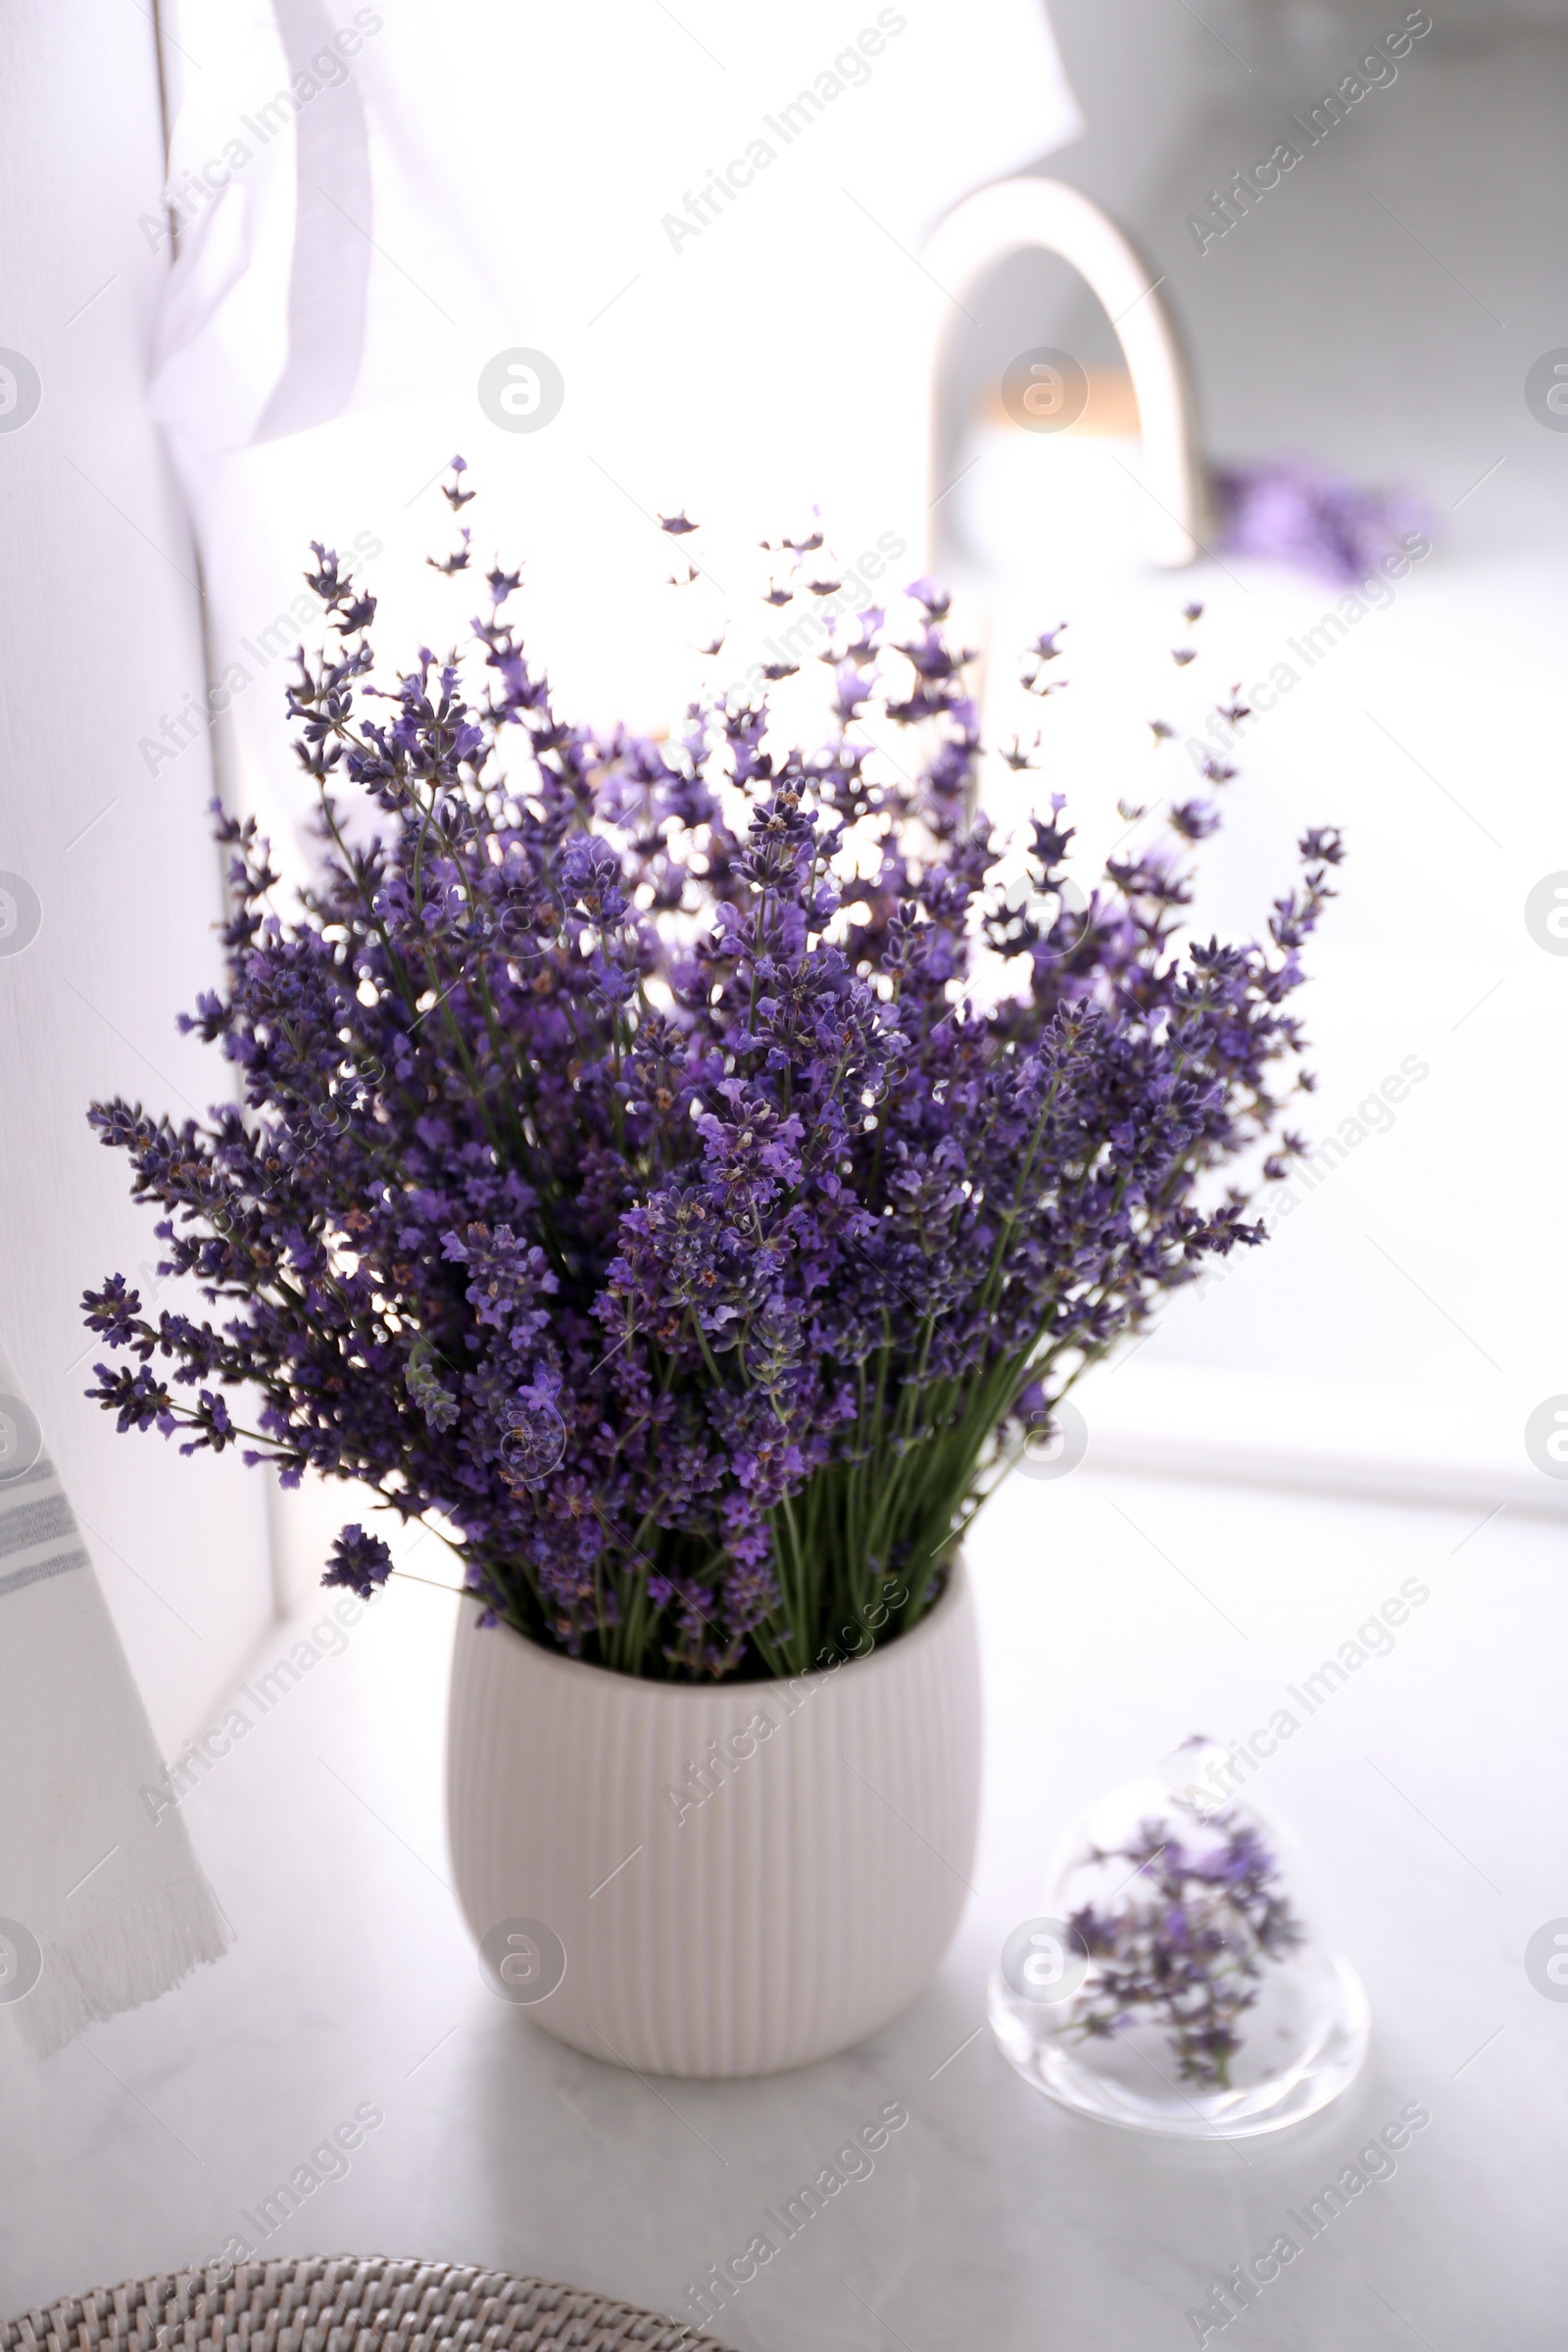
[0,3,275,1753]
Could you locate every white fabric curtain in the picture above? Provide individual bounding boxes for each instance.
[0,0,275,1756]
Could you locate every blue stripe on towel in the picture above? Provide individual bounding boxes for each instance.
[0,1544,90,1599]
[0,1492,77,1560]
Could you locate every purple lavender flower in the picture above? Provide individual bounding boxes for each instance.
[1212,456,1433,584]
[80,467,1341,1681]
[323,1524,394,1599]
[1064,1793,1304,2087]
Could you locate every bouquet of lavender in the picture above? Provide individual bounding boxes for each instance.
[82,472,1338,1682]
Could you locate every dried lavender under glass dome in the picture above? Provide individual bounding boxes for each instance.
[990,1739,1368,2136]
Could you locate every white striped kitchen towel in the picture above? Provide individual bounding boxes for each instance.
[0,1366,231,2057]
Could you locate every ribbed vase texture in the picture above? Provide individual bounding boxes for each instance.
[446,1564,982,2078]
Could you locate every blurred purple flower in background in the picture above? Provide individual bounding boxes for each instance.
[1212,456,1434,583]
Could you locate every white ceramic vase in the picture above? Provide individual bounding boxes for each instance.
[446,1562,982,2078]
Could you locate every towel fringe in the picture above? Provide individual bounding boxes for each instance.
[18,1880,234,2057]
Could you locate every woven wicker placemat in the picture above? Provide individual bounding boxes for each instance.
[1,2256,735,2352]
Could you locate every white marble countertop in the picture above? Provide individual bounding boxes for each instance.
[3,1462,1561,2348]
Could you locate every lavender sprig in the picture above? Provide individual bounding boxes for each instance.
[1064,1796,1305,2088]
